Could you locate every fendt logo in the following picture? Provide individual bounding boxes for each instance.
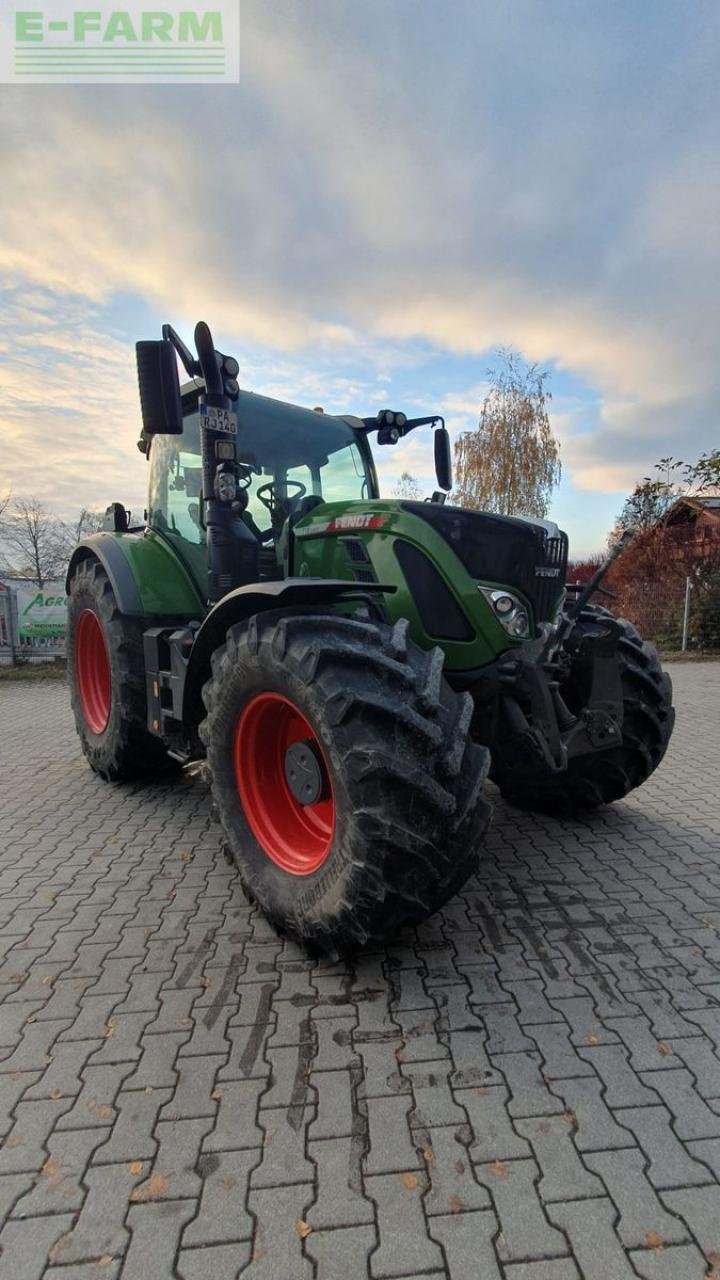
[0,1,240,82]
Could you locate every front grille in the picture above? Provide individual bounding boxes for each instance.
[402,502,568,625]
[534,534,568,620]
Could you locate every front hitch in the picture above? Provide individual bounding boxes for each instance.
[560,611,625,759]
[487,605,626,781]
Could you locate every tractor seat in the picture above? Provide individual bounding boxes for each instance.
[289,494,325,525]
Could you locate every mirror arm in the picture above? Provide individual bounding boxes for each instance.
[162,324,201,379]
[401,415,443,435]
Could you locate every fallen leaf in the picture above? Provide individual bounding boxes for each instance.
[96,1105,113,1120]
[401,1172,419,1190]
[41,976,54,986]
[200,977,211,989]
[50,1089,63,1100]
[130,1172,170,1202]
[453,1159,465,1175]
[210,1089,222,1102]
[295,1219,312,1238]
[129,1161,143,1175]
[181,852,194,863]
[448,1194,464,1213]
[420,1145,434,1164]
[103,1023,115,1039]
[179,1017,191,1026]
[563,1110,578,1128]
[488,1160,511,1179]
[475,1086,487,1096]
[99,1256,114,1267]
[707,1252,720,1267]
[588,1033,599,1045]
[645,1232,664,1251]
[657,1043,673,1057]
[48,1237,69,1265]
[41,1156,63,1188]
[144,1087,153,1095]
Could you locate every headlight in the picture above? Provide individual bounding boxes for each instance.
[493,593,515,616]
[479,587,531,638]
[508,610,530,637]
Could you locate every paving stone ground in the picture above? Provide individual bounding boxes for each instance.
[1,663,719,1280]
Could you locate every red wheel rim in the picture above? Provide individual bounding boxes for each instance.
[75,609,111,735]
[234,692,334,875]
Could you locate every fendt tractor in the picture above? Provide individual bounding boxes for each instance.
[66,321,675,951]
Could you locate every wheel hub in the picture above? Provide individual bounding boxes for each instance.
[284,739,325,805]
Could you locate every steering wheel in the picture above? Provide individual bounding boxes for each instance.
[256,479,307,517]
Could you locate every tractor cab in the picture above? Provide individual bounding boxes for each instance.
[135,321,453,607]
[147,382,379,597]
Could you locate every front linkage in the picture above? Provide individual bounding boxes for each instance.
[464,534,674,808]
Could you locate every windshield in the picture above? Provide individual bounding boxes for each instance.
[148,390,377,547]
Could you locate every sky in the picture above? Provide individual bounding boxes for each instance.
[1,0,718,557]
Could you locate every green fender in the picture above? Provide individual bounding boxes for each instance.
[66,529,205,619]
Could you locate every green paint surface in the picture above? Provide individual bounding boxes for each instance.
[291,499,525,671]
[109,529,206,617]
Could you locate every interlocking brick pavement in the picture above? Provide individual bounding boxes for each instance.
[1,662,719,1280]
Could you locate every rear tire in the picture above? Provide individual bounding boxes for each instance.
[200,610,491,952]
[494,607,675,814]
[67,558,176,781]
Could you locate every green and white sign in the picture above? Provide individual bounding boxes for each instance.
[16,583,67,640]
[0,1,239,82]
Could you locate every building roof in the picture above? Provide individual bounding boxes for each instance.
[666,495,720,519]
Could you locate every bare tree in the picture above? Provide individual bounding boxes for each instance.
[0,491,11,521]
[393,472,423,500]
[70,508,105,544]
[454,349,561,516]
[1,497,69,587]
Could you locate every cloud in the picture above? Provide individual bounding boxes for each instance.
[0,0,718,519]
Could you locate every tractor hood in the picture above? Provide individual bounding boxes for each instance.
[401,501,568,624]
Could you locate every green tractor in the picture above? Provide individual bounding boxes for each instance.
[66,321,674,951]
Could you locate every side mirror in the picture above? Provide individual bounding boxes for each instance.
[101,502,130,532]
[136,340,183,436]
[434,425,452,492]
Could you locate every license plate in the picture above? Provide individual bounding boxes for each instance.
[201,404,237,435]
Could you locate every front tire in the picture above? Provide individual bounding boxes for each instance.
[200,610,491,952]
[67,558,175,781]
[494,607,675,813]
